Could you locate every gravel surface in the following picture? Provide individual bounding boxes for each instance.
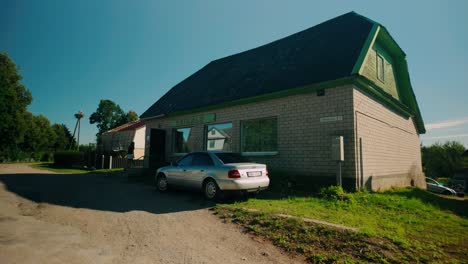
[0,163,304,264]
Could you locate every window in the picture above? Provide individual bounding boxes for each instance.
[177,154,193,166]
[376,53,385,82]
[192,153,214,166]
[241,117,277,153]
[209,140,215,148]
[174,127,194,153]
[215,153,251,164]
[206,123,233,151]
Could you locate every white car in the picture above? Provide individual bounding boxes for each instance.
[426,177,456,195]
[155,152,270,200]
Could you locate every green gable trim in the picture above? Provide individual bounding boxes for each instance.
[351,24,379,74]
[158,75,423,134]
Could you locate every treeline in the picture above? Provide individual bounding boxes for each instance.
[0,52,75,162]
[421,141,466,179]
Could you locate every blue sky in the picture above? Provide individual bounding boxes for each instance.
[1,0,467,147]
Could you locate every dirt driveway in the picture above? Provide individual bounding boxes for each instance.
[0,164,304,264]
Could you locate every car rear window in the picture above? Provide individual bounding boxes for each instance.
[215,153,251,164]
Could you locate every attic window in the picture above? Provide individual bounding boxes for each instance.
[376,54,385,82]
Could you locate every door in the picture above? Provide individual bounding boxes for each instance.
[171,154,193,187]
[149,129,166,168]
[188,153,214,189]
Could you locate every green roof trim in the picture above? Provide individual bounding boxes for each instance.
[160,75,419,132]
[165,77,356,118]
[351,23,379,75]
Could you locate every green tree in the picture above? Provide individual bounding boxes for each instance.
[20,114,56,159]
[422,141,465,179]
[0,52,33,160]
[52,124,75,150]
[89,99,138,143]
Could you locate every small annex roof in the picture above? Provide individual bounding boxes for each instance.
[103,120,145,134]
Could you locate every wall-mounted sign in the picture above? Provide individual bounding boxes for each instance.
[320,116,343,123]
[171,113,216,127]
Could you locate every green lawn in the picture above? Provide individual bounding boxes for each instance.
[216,187,468,263]
[31,162,123,174]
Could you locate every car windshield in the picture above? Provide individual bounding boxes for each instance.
[215,153,251,164]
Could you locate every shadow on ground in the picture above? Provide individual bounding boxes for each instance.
[0,172,214,214]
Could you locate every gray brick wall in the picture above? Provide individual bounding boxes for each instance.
[145,85,356,182]
[353,87,425,190]
[143,84,424,191]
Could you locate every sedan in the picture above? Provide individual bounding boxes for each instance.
[155,152,270,200]
[426,177,456,195]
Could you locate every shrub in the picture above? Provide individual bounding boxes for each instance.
[422,141,465,178]
[53,151,84,168]
[319,185,347,200]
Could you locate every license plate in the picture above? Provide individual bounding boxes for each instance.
[247,171,262,177]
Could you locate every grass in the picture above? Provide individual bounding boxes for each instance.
[215,187,468,263]
[31,162,123,174]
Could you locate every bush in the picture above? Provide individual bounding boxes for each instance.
[53,151,84,168]
[319,185,346,200]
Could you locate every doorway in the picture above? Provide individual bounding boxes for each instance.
[149,129,166,168]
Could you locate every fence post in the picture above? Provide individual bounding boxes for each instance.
[109,156,113,169]
[101,155,105,169]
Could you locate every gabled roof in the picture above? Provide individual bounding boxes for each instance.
[141,12,374,118]
[103,120,145,134]
[140,11,425,133]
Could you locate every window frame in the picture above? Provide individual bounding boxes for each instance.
[204,122,233,152]
[240,116,278,156]
[191,153,215,166]
[173,127,194,155]
[376,53,385,83]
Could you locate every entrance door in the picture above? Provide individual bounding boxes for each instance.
[149,129,166,168]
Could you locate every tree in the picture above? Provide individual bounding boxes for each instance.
[124,110,139,123]
[422,141,466,179]
[52,124,75,150]
[0,52,32,160]
[20,114,56,158]
[89,99,138,143]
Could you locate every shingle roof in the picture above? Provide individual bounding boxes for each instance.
[103,120,145,134]
[141,12,375,119]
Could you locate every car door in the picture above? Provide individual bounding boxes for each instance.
[426,178,440,193]
[188,153,215,189]
[170,154,193,187]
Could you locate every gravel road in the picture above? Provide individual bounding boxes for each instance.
[0,163,304,264]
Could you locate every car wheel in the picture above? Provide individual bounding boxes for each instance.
[203,179,220,200]
[156,173,169,192]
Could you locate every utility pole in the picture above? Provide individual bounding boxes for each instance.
[70,111,84,151]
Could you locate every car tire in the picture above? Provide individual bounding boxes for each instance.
[203,178,220,200]
[156,173,169,192]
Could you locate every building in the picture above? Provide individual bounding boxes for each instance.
[140,12,426,191]
[101,120,146,159]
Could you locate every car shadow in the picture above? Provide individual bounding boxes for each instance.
[0,172,215,214]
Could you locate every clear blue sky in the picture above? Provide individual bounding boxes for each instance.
[1,0,467,146]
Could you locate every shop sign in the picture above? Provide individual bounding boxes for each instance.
[171,113,216,127]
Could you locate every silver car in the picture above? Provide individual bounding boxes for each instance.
[155,152,270,200]
[426,177,456,195]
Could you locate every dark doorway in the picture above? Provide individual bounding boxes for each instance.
[149,129,166,168]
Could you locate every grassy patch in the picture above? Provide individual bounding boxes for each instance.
[216,188,468,263]
[31,162,123,174]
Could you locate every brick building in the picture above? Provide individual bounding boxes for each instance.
[140,12,426,191]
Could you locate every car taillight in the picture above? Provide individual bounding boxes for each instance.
[266,169,269,177]
[228,169,241,178]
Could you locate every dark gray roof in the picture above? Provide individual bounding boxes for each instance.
[141,12,375,119]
